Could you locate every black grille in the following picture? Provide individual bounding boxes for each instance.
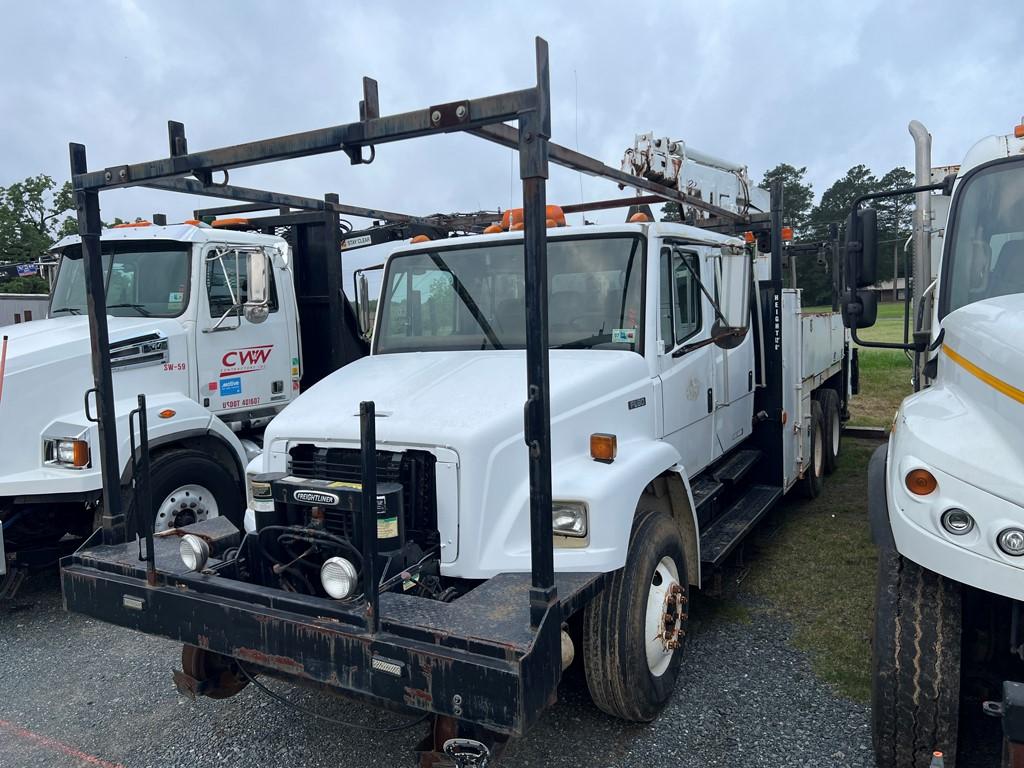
[287,445,438,545]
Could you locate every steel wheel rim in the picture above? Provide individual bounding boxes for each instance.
[814,420,824,476]
[830,406,840,457]
[645,555,682,677]
[154,484,218,533]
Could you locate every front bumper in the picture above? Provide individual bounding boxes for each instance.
[61,533,602,737]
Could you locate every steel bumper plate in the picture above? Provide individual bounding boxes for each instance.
[60,543,602,736]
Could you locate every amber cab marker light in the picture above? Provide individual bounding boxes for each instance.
[483,223,503,234]
[158,409,176,419]
[590,433,617,463]
[906,468,938,496]
[211,217,250,229]
[410,234,431,243]
[1015,118,1024,139]
[781,226,794,242]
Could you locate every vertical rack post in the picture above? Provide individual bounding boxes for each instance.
[520,38,557,628]
[70,143,125,545]
[359,400,380,633]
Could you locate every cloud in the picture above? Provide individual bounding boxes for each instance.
[2,0,1020,235]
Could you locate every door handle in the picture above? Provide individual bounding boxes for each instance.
[707,388,713,413]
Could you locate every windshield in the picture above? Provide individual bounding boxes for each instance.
[375,235,644,354]
[49,241,191,318]
[943,158,1024,316]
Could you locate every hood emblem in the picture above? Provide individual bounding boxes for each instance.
[293,490,340,506]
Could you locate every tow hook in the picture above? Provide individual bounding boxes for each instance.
[443,738,491,768]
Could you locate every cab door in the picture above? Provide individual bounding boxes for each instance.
[656,246,715,476]
[195,245,292,416]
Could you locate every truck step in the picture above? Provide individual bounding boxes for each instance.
[699,484,782,571]
[712,449,762,484]
[690,476,723,516]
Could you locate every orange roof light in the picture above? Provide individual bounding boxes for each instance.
[781,226,794,242]
[500,205,565,230]
[743,231,756,244]
[483,223,503,234]
[410,234,431,243]
[546,205,566,227]
[211,217,251,229]
[183,219,202,226]
[590,433,617,463]
[111,220,152,228]
[1015,120,1024,139]
[905,468,938,496]
[629,212,652,223]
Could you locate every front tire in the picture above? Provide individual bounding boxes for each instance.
[125,449,242,536]
[582,508,689,721]
[872,545,962,768]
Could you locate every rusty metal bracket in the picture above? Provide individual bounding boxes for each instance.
[429,100,472,130]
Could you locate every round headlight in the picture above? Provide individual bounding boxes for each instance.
[997,528,1024,557]
[179,534,210,572]
[941,508,974,536]
[320,556,359,599]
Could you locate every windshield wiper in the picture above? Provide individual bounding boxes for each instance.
[106,303,152,316]
[425,252,504,350]
[50,306,82,315]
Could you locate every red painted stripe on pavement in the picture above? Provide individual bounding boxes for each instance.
[0,719,126,768]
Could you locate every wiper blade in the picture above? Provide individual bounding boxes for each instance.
[106,303,152,316]
[50,306,82,315]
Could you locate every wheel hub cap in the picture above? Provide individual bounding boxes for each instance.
[645,556,687,676]
[155,484,218,533]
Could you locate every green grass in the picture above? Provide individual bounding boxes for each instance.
[805,303,913,428]
[742,439,879,702]
[730,303,915,701]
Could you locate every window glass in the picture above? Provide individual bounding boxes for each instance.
[50,243,190,318]
[376,236,643,353]
[944,160,1024,315]
[672,251,702,343]
[206,249,278,318]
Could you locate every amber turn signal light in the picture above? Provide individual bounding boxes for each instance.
[905,468,938,496]
[590,433,617,463]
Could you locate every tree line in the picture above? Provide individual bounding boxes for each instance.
[2,165,916,304]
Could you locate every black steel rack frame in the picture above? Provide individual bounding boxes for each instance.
[61,36,786,762]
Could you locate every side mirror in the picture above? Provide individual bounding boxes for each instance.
[717,245,751,330]
[841,288,878,330]
[845,207,878,288]
[244,249,270,324]
[357,272,373,339]
[840,207,878,330]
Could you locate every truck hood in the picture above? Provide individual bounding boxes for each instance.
[902,295,1024,506]
[0,315,192,483]
[265,349,650,450]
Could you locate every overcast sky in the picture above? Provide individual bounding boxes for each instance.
[2,0,1021,242]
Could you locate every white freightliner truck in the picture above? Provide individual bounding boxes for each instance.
[57,41,855,761]
[841,119,1024,767]
[0,209,421,585]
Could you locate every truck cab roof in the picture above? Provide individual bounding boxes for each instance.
[51,223,287,251]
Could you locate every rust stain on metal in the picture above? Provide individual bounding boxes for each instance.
[403,686,433,707]
[233,647,305,673]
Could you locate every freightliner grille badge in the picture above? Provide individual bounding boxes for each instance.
[293,490,340,506]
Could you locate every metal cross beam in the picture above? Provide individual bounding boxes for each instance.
[145,178,432,224]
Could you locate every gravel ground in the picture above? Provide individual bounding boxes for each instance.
[0,570,999,768]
